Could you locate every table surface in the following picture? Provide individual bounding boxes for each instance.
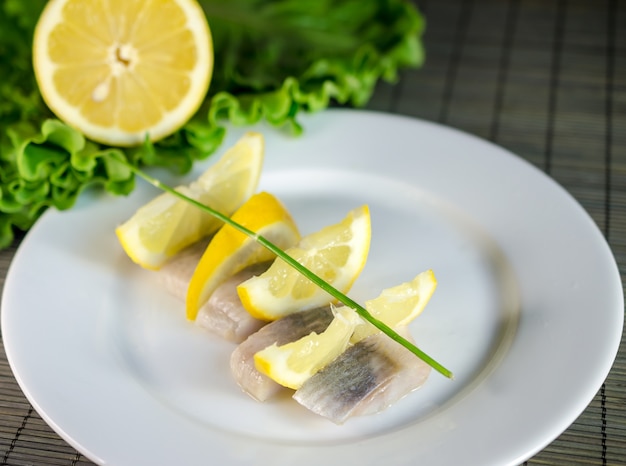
[1,0,625,465]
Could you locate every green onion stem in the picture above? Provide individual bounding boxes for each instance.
[124,162,453,379]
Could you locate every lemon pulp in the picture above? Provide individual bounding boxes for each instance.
[237,205,371,320]
[33,0,213,146]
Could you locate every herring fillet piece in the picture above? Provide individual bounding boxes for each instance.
[230,306,334,401]
[293,330,431,424]
[156,239,210,301]
[156,240,268,342]
[195,262,270,343]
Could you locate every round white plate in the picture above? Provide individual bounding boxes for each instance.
[2,110,623,466]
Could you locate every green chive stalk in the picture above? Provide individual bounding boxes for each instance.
[123,162,453,379]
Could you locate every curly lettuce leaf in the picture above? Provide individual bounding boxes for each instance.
[201,0,424,132]
[0,0,425,249]
[0,119,135,247]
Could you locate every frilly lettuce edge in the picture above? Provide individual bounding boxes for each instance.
[0,120,134,248]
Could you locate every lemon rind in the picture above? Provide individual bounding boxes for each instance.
[33,0,213,146]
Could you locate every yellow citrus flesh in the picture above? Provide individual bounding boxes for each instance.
[237,205,371,321]
[254,307,359,390]
[116,132,264,270]
[33,0,213,146]
[185,192,301,321]
[351,269,438,343]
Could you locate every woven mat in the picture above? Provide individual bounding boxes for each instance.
[1,0,624,464]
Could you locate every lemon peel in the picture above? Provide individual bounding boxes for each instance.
[186,192,300,321]
[33,0,213,146]
[116,132,263,269]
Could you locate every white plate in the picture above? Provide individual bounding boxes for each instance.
[2,109,623,466]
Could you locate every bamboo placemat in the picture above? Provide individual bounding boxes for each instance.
[1,0,624,464]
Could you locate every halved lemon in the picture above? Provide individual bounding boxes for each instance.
[186,192,301,321]
[116,132,263,270]
[33,0,212,146]
[351,269,438,342]
[237,205,371,320]
[254,307,359,390]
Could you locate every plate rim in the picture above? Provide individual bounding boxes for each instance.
[2,108,623,466]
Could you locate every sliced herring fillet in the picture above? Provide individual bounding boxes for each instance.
[230,306,334,401]
[155,239,209,301]
[293,329,431,424]
[195,262,270,343]
[155,238,268,342]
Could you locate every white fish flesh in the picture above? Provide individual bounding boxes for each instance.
[293,329,431,424]
[195,262,270,343]
[230,306,334,401]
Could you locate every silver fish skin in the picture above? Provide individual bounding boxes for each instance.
[195,262,270,343]
[230,306,335,402]
[293,329,431,424]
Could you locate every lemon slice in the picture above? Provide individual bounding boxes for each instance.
[116,132,263,270]
[237,205,371,320]
[351,269,438,343]
[33,0,212,146]
[186,192,301,321]
[254,307,359,390]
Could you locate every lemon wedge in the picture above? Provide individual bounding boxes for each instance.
[116,132,263,270]
[33,0,212,146]
[186,192,301,321]
[237,205,371,321]
[254,307,359,390]
[351,269,438,342]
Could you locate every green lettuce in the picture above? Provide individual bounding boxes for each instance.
[0,0,425,249]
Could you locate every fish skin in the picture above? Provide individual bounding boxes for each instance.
[230,306,335,401]
[195,262,270,342]
[293,329,431,424]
